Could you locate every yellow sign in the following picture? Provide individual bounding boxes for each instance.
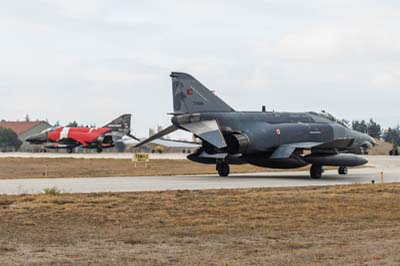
[133,153,150,162]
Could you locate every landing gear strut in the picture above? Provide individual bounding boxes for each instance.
[338,166,348,175]
[217,162,230,177]
[310,165,323,179]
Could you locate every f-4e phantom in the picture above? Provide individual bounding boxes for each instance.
[26,114,139,153]
[136,73,376,179]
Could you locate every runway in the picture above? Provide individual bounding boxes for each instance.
[0,156,398,195]
[0,152,187,160]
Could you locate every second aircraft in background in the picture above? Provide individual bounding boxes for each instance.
[26,114,139,153]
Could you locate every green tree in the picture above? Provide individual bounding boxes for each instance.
[67,121,78,127]
[0,128,22,151]
[384,127,400,146]
[366,119,381,139]
[352,120,367,133]
[352,119,382,139]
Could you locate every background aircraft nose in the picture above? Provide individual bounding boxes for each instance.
[369,136,377,146]
[26,132,47,143]
[360,134,376,149]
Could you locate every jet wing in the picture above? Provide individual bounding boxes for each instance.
[312,138,355,150]
[270,142,320,159]
[270,139,355,159]
[179,120,227,149]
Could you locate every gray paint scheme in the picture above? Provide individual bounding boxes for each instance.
[19,122,52,152]
[136,72,376,178]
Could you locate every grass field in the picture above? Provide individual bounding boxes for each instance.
[0,157,310,179]
[1,184,400,265]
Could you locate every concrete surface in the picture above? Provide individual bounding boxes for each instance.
[0,156,398,195]
[0,152,188,160]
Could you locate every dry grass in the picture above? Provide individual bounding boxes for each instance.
[1,184,400,265]
[369,139,393,155]
[0,157,311,179]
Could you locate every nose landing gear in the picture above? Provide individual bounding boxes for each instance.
[338,166,348,175]
[96,146,103,153]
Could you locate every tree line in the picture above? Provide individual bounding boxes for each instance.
[352,119,399,146]
[0,128,22,151]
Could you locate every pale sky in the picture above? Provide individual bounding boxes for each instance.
[0,0,399,137]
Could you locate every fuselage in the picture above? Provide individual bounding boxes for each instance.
[178,111,375,169]
[26,127,114,151]
[47,127,111,145]
[182,111,374,153]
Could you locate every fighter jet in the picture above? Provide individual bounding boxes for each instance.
[135,72,376,179]
[26,114,139,153]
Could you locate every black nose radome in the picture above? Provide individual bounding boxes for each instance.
[26,132,47,144]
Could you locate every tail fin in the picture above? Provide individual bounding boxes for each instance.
[104,114,131,132]
[170,72,234,114]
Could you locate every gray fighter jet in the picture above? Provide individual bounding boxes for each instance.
[136,72,376,179]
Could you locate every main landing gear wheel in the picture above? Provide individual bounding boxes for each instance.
[97,146,103,153]
[338,166,348,175]
[310,165,323,179]
[217,162,230,177]
[66,148,73,154]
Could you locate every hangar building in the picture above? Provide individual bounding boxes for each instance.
[0,121,51,152]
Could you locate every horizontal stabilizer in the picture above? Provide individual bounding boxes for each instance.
[180,120,227,149]
[127,133,141,142]
[134,125,178,147]
[159,138,201,145]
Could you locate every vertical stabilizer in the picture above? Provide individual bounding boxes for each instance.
[170,72,234,114]
[104,114,131,132]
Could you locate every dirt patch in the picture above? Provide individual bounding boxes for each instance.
[369,139,393,155]
[0,184,400,265]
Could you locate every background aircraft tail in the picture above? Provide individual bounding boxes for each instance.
[104,114,131,132]
[170,72,234,114]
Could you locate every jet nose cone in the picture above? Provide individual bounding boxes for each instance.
[369,137,377,146]
[360,135,376,150]
[26,132,47,144]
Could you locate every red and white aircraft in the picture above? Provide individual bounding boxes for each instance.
[26,114,139,153]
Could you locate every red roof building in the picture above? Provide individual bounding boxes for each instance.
[0,121,43,136]
[0,121,51,152]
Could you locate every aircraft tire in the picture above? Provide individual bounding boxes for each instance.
[217,162,230,177]
[97,147,103,153]
[310,165,323,179]
[66,148,73,154]
[338,166,348,175]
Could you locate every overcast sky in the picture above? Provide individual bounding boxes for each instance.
[0,0,399,137]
